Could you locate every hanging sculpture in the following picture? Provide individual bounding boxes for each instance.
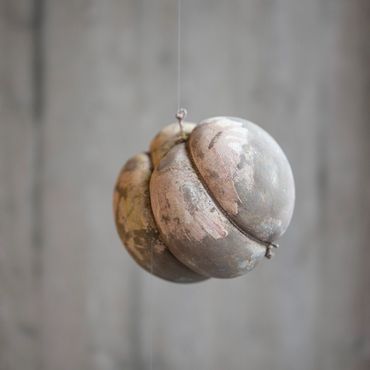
[113,113,295,283]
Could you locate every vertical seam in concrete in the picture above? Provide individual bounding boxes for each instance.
[312,3,330,369]
[33,0,44,122]
[31,0,44,272]
[128,2,146,369]
[31,0,44,369]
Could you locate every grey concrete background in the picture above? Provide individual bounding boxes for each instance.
[1,0,369,369]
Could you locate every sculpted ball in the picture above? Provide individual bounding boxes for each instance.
[113,117,295,282]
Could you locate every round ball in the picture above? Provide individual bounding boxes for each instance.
[113,152,206,283]
[114,117,295,281]
[188,117,295,242]
[150,143,266,278]
[150,117,295,278]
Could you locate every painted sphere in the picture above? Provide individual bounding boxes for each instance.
[114,117,295,281]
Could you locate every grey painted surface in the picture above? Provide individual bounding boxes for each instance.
[0,0,369,370]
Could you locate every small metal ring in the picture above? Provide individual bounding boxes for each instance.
[176,108,187,139]
[175,108,187,121]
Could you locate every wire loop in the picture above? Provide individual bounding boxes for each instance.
[176,107,187,139]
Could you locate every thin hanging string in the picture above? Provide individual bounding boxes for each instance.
[176,0,187,138]
[149,3,185,370]
[177,0,182,111]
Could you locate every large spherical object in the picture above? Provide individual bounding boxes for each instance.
[113,116,295,282]
[113,126,207,283]
[150,143,266,278]
[188,117,295,242]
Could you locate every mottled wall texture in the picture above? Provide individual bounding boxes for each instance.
[1,0,369,370]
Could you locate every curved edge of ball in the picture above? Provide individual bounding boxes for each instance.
[188,116,295,243]
[113,152,208,283]
[150,122,196,168]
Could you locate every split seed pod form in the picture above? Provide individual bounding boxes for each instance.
[114,117,295,282]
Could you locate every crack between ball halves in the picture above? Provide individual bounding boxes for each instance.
[184,138,278,259]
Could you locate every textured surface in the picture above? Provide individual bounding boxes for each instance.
[150,122,196,167]
[1,0,370,369]
[188,117,295,242]
[114,152,206,283]
[150,143,266,278]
